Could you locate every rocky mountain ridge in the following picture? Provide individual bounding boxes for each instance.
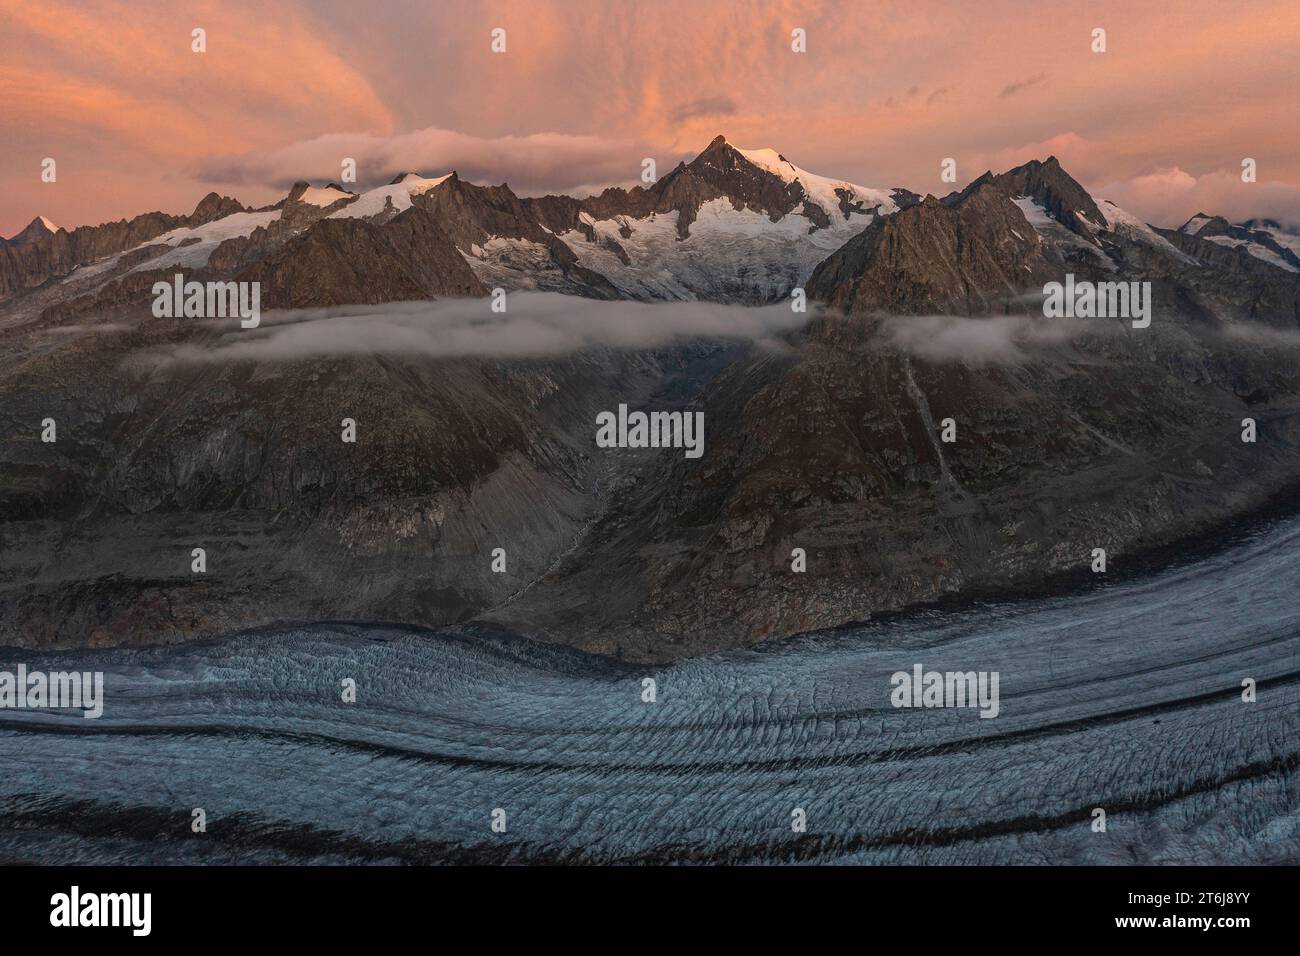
[4,136,922,310]
[2,142,1298,660]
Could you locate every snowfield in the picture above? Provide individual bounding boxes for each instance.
[556,198,879,302]
[123,210,282,274]
[328,173,452,221]
[1204,234,1299,273]
[732,144,900,218]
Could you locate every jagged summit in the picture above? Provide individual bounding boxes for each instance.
[985,156,1104,234]
[800,150,1300,316]
[5,141,1297,310]
[190,192,247,225]
[683,134,905,229]
[6,216,61,244]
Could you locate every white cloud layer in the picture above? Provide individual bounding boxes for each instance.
[148,292,813,364]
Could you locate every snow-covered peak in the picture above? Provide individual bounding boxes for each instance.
[733,144,900,217]
[292,185,353,208]
[733,145,794,178]
[7,215,61,243]
[1181,214,1213,236]
[328,173,452,221]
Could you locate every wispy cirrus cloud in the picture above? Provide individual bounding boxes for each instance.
[143,293,814,365]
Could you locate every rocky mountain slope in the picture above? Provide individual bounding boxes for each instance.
[1,144,1297,660]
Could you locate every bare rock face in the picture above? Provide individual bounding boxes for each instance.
[807,190,1054,315]
[0,304,670,648]
[237,204,487,308]
[4,217,61,247]
[189,192,248,226]
[420,173,556,250]
[1152,227,1300,326]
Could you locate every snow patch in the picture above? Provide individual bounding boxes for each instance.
[329,174,452,220]
[1011,196,1117,269]
[1096,200,1197,264]
[1206,235,1298,273]
[733,145,900,220]
[124,210,282,274]
[1011,197,1053,231]
[556,197,877,301]
[294,186,353,208]
[1247,224,1300,258]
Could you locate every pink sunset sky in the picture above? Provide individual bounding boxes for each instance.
[2,0,1298,237]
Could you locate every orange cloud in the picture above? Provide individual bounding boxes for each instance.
[0,0,393,137]
[2,0,1298,235]
[1096,167,1300,229]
